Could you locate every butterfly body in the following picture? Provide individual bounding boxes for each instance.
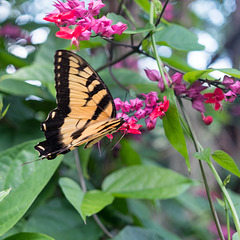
[35,50,124,160]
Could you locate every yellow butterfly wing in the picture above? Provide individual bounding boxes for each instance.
[35,50,124,159]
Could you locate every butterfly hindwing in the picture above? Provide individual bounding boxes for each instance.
[34,50,124,159]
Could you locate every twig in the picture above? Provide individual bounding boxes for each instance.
[117,0,125,15]
[93,214,114,238]
[109,65,130,93]
[96,50,135,72]
[73,149,114,238]
[137,0,170,48]
[74,149,87,192]
[177,98,225,240]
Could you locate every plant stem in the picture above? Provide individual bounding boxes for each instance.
[209,163,240,238]
[74,149,87,192]
[150,2,168,88]
[93,214,114,238]
[177,99,225,240]
[199,160,224,240]
[73,149,114,238]
[224,196,231,240]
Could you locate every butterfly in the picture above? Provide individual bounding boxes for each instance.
[34,50,124,160]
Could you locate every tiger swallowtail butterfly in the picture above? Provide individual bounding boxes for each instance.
[34,50,124,160]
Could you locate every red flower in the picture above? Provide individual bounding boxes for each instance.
[201,113,213,125]
[150,96,169,120]
[43,10,76,26]
[119,118,142,135]
[204,88,224,111]
[56,25,90,47]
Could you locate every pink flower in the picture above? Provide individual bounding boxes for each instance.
[142,91,159,108]
[187,82,207,98]
[112,22,128,35]
[192,96,206,112]
[88,0,105,16]
[172,72,183,84]
[0,23,22,39]
[130,98,143,111]
[158,73,170,92]
[224,90,237,102]
[145,117,157,131]
[116,112,129,120]
[230,81,240,94]
[114,98,122,111]
[150,96,169,120]
[120,118,143,134]
[144,69,171,92]
[134,108,146,120]
[163,2,174,21]
[204,88,224,111]
[121,101,132,113]
[222,75,235,89]
[56,25,91,47]
[53,0,71,12]
[172,73,186,96]
[144,68,160,82]
[91,16,116,37]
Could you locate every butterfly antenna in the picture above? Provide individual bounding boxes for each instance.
[111,132,126,150]
[21,157,45,166]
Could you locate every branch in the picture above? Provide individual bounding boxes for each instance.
[73,149,114,238]
[177,99,225,240]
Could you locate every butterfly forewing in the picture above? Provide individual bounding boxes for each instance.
[34,50,124,159]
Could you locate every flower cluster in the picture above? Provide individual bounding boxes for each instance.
[44,0,127,48]
[144,69,240,125]
[222,75,240,102]
[0,23,31,43]
[114,93,169,135]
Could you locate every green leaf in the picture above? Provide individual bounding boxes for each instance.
[99,68,150,99]
[133,0,151,14]
[0,49,29,69]
[183,68,240,83]
[232,233,239,240]
[58,177,85,222]
[102,165,193,199]
[153,0,163,15]
[59,178,114,222]
[23,198,102,240]
[162,89,190,170]
[154,24,204,51]
[223,174,231,186]
[161,53,196,73]
[0,98,10,119]
[79,36,106,49]
[0,79,52,100]
[124,23,155,35]
[107,13,131,29]
[81,190,114,217]
[193,148,211,164]
[0,188,11,202]
[78,146,92,179]
[228,190,240,217]
[211,150,240,178]
[113,226,164,240]
[3,232,54,240]
[120,140,142,165]
[0,139,62,236]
